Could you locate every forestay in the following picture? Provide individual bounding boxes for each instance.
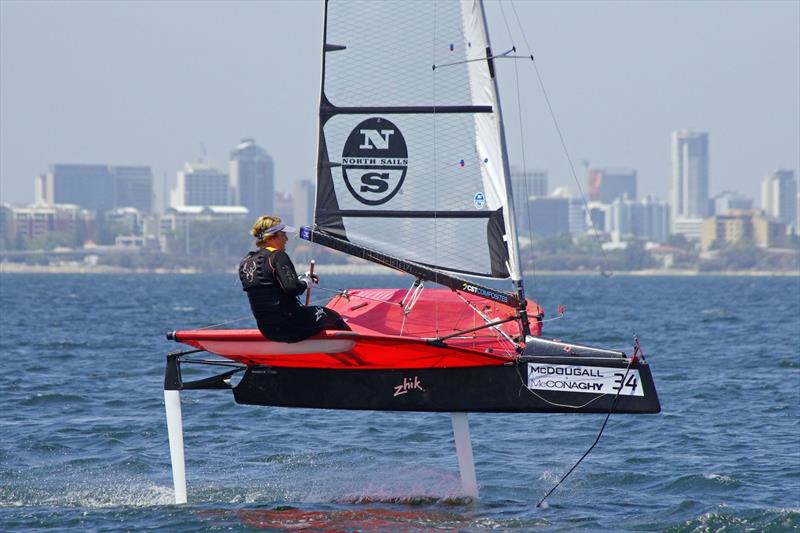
[314,0,521,279]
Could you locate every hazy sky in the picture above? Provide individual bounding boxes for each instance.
[1,0,798,209]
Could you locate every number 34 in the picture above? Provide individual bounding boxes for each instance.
[613,372,638,393]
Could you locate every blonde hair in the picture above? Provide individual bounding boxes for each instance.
[251,215,282,248]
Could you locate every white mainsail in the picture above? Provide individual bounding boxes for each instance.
[313,0,522,282]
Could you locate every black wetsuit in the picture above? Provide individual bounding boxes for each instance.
[238,248,349,342]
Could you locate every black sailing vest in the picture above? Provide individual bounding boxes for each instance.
[238,248,300,324]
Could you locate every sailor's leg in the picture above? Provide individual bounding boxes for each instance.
[308,306,351,332]
[317,306,351,331]
[450,412,478,499]
[164,389,187,504]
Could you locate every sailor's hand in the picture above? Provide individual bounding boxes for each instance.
[298,273,313,287]
[304,271,320,284]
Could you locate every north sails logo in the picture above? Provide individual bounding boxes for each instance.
[342,117,408,206]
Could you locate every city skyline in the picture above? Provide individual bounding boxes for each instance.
[16,150,796,219]
[1,1,798,208]
[3,144,795,257]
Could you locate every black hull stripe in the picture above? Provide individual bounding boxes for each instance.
[231,362,662,414]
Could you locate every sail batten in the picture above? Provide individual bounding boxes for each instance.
[314,0,521,282]
[317,210,493,219]
[321,105,493,116]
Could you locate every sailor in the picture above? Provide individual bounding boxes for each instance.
[239,215,350,342]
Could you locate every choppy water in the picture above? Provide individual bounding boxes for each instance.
[1,273,798,531]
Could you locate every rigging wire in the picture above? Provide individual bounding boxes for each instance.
[432,48,525,69]
[497,1,514,39]
[452,290,517,348]
[400,280,424,335]
[535,355,635,507]
[507,0,613,276]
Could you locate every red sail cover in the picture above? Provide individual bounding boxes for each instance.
[172,289,543,369]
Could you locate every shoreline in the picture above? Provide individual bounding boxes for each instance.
[1,262,797,277]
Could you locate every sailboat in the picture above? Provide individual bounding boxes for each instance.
[163,0,660,504]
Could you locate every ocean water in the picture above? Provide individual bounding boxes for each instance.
[0,273,798,531]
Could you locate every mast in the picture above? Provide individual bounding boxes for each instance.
[312,1,329,224]
[312,0,345,236]
[475,0,530,336]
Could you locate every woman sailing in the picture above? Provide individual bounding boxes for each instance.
[239,216,349,342]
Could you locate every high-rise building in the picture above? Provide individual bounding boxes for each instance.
[35,164,153,212]
[273,191,294,225]
[510,168,548,199]
[588,168,637,204]
[34,174,52,205]
[671,130,709,228]
[0,205,11,246]
[607,195,670,243]
[293,180,316,229]
[586,202,608,233]
[510,168,547,234]
[527,197,569,237]
[171,163,232,207]
[796,192,800,233]
[640,196,671,243]
[111,166,153,213]
[113,166,153,213]
[712,191,753,215]
[761,169,797,230]
[44,164,116,211]
[567,198,587,237]
[230,138,274,217]
[549,187,587,237]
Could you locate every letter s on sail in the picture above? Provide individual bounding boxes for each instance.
[360,172,390,193]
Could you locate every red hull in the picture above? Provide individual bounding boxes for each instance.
[172,288,543,369]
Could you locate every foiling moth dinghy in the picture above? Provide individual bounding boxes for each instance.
[163,0,660,505]
[164,288,659,503]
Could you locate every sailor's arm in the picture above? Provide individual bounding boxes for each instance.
[272,251,308,297]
